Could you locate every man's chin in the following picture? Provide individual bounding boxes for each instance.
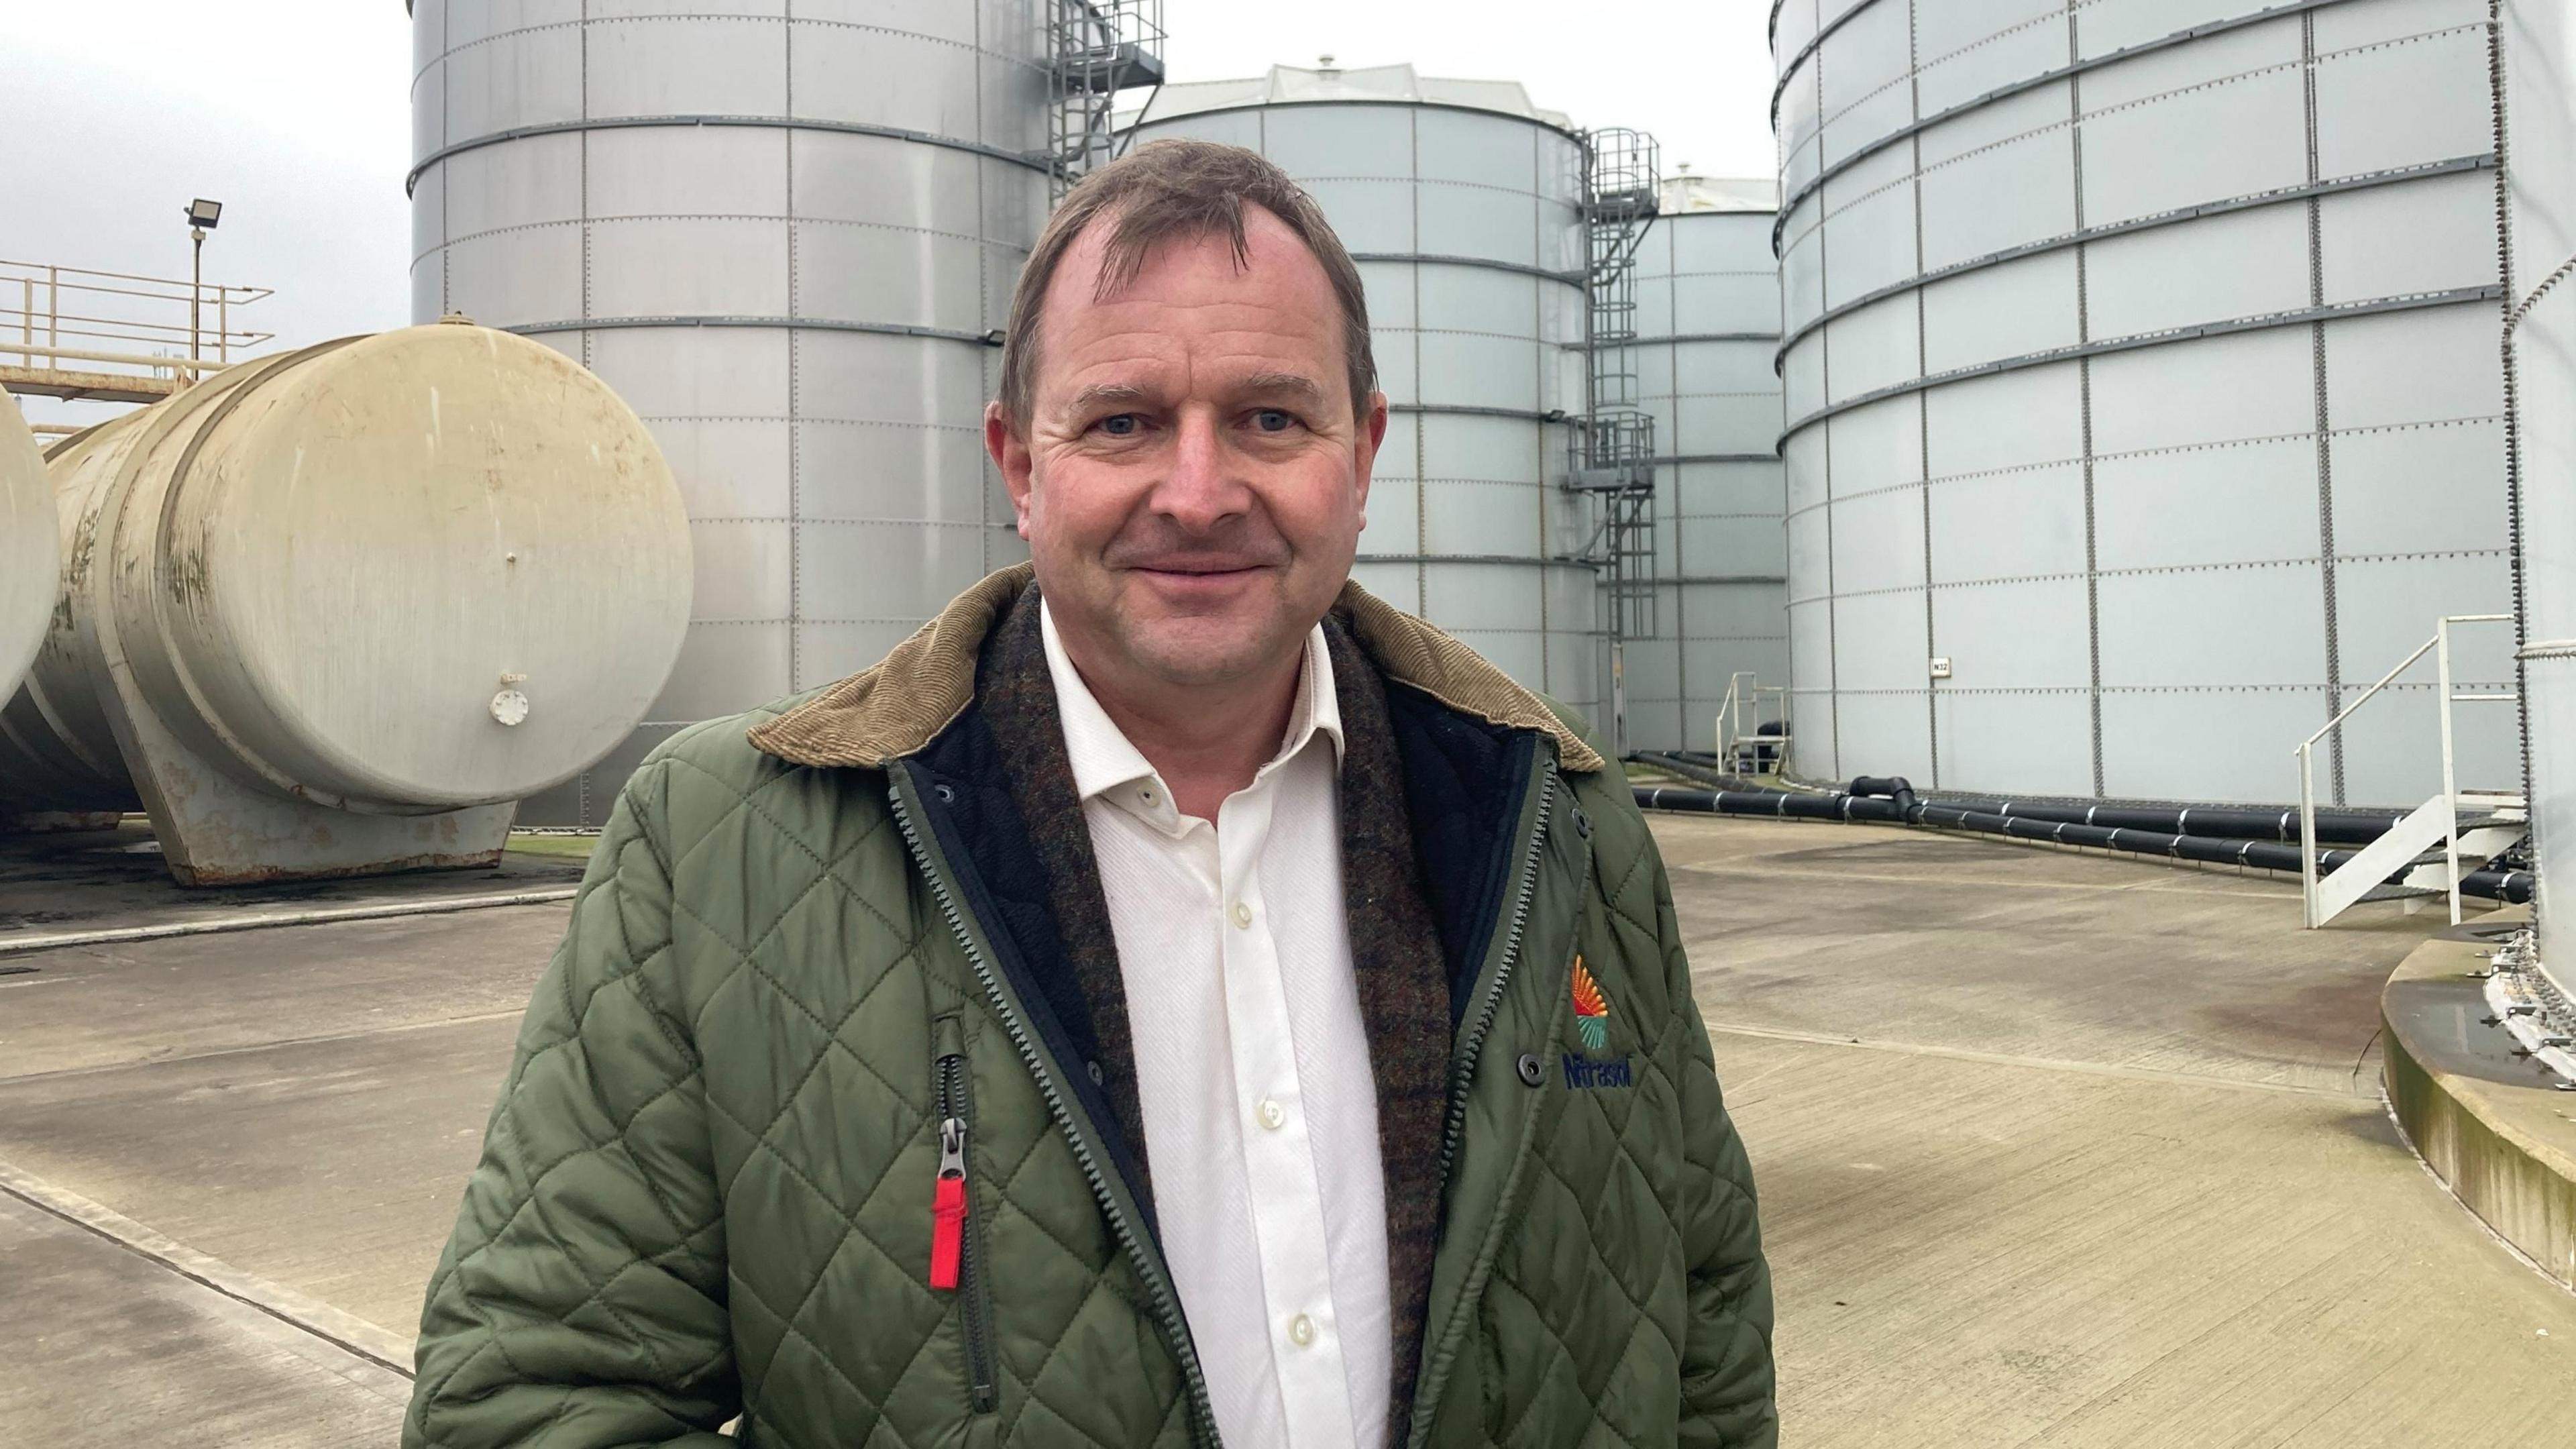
[1115,613,1303,687]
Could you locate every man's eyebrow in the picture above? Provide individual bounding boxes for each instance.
[1239,372,1327,401]
[1065,382,1152,411]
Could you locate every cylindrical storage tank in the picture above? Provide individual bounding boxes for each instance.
[0,323,691,821]
[2500,1,2576,1004]
[0,394,54,706]
[1625,175,1789,753]
[1126,64,1599,721]
[1774,0,2510,805]
[408,0,1045,824]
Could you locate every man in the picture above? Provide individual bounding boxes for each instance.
[406,138,1774,1448]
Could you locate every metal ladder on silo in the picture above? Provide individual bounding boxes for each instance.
[2295,612,2525,928]
[1044,0,1167,201]
[1570,127,1662,755]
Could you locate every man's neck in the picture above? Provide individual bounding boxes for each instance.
[1057,626,1304,823]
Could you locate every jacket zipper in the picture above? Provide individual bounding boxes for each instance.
[1435,757,1558,1185]
[1404,755,1564,1449]
[889,776,1222,1446]
[932,1018,999,1414]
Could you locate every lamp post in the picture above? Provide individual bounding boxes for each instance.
[184,199,223,364]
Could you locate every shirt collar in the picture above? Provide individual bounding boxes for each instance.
[1039,599,1344,806]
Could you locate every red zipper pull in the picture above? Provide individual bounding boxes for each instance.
[930,1116,967,1291]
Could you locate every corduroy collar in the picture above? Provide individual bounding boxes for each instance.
[743,562,1604,773]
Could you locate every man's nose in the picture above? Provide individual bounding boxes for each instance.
[1150,407,1248,532]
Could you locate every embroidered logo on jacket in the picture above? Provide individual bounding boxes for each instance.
[1561,1052,1634,1089]
[1570,955,1610,1052]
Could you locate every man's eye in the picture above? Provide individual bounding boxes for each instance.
[1095,414,1142,437]
[1252,409,1297,433]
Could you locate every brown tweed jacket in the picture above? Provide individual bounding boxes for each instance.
[972,583,1453,1440]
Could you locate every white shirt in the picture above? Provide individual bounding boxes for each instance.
[1040,602,1391,1449]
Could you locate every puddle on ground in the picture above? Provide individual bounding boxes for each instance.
[2385,975,2573,1089]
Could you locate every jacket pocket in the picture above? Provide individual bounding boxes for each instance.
[932,1014,1000,1415]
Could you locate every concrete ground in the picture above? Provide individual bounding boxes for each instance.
[1,814,2569,1444]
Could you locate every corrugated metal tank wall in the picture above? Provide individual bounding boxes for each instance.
[1623,179,1790,753]
[408,0,1044,824]
[1126,69,1599,722]
[1773,0,2512,806]
[2500,0,2575,979]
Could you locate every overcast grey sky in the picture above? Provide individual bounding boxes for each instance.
[2,0,1774,423]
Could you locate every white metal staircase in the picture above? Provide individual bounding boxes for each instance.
[1715,672,1790,779]
[2296,614,2524,928]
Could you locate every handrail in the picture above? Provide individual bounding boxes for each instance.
[0,342,223,374]
[1716,671,1792,774]
[2436,614,2516,924]
[2300,634,2439,751]
[2296,612,2519,928]
[0,258,270,303]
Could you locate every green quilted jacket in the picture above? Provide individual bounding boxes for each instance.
[407,566,1774,1448]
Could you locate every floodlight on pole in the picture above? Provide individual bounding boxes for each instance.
[184,199,222,364]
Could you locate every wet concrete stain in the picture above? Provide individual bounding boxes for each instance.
[2384,975,2576,1090]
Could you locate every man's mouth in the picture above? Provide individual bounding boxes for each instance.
[1127,559,1272,577]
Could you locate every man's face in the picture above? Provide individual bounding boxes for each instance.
[988,206,1386,694]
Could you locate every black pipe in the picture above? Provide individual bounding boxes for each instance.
[1631,784,2537,905]
[1941,799,2406,847]
[1628,752,2415,846]
[1848,775,1919,810]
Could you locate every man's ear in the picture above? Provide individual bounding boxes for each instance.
[986,401,1036,537]
[1352,390,1389,520]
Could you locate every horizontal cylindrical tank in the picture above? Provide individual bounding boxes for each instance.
[409,0,1046,825]
[1774,0,2509,805]
[0,394,54,705]
[0,321,692,818]
[1125,64,1600,721]
[1621,176,1789,753]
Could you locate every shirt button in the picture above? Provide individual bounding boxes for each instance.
[1231,901,1253,929]
[1287,1313,1316,1346]
[1138,784,1157,806]
[1256,1099,1285,1131]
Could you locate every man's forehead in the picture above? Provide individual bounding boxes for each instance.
[1045,204,1336,317]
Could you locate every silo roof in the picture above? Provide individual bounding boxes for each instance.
[1662,174,1780,215]
[1124,63,1575,131]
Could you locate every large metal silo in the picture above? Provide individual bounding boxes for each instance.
[1623,176,1788,753]
[1774,0,2510,806]
[408,0,1046,824]
[2499,0,2576,1033]
[1124,65,1599,722]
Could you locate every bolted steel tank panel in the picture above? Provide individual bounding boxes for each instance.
[1621,177,1788,753]
[409,0,1046,824]
[0,323,692,816]
[1126,66,1600,721]
[0,396,54,708]
[2500,0,2576,981]
[1773,0,2510,806]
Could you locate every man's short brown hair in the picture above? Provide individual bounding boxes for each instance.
[996,138,1378,430]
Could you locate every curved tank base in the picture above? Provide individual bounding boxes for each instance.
[98,670,516,886]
